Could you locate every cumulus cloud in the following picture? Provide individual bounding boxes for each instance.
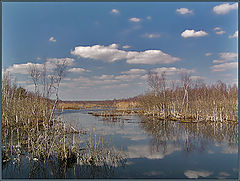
[68,67,89,73]
[213,3,238,15]
[211,62,237,72]
[213,27,226,35]
[122,45,131,49]
[71,44,181,64]
[205,53,212,56]
[152,67,195,76]
[129,17,141,22]
[143,33,160,39]
[212,52,237,64]
[6,62,43,75]
[49,36,56,42]
[219,52,237,60]
[213,60,224,64]
[176,8,193,15]
[216,30,226,35]
[214,27,221,31]
[6,57,75,75]
[184,170,213,179]
[46,58,75,69]
[71,44,127,62]
[99,83,129,89]
[229,30,238,38]
[181,29,208,38]
[121,68,146,75]
[115,74,140,81]
[96,74,115,80]
[126,50,180,64]
[111,9,120,14]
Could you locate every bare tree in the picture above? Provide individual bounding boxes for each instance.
[180,72,192,114]
[147,71,160,96]
[28,64,41,94]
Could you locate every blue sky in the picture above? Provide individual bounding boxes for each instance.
[2,2,238,100]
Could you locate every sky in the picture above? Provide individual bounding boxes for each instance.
[2,2,238,101]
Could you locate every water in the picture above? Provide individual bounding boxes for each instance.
[3,109,238,179]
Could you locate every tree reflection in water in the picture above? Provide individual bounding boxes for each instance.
[139,117,238,156]
[3,153,123,179]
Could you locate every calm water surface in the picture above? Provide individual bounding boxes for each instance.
[61,109,238,179]
[3,109,238,179]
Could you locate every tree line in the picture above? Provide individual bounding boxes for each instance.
[139,71,238,122]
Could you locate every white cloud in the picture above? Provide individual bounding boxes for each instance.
[176,8,193,15]
[96,74,115,80]
[111,9,120,14]
[68,67,89,73]
[214,27,221,31]
[190,75,205,80]
[46,57,75,67]
[181,29,208,38]
[71,44,127,63]
[229,30,238,38]
[36,57,41,60]
[212,52,237,64]
[140,74,148,80]
[152,67,195,76]
[205,53,212,56]
[49,36,56,42]
[211,62,238,72]
[216,30,226,35]
[71,44,181,64]
[129,17,141,22]
[126,50,180,64]
[213,60,225,64]
[219,52,237,60]
[122,45,131,49]
[115,74,140,81]
[99,83,129,89]
[6,62,43,75]
[6,57,75,76]
[121,68,146,75]
[146,16,152,20]
[143,33,160,39]
[213,3,238,15]
[213,27,225,35]
[184,170,213,179]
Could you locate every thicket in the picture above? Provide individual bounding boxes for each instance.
[2,60,125,177]
[139,71,238,122]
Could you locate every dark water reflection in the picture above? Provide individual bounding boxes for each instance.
[139,117,238,156]
[2,109,238,179]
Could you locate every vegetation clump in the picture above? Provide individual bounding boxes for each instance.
[139,71,238,123]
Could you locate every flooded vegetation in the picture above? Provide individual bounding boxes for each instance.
[2,62,238,179]
[2,65,126,178]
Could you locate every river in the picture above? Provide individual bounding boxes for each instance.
[2,109,238,179]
